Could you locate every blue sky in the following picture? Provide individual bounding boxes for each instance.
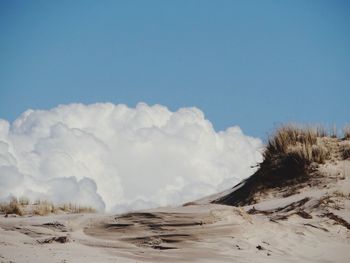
[0,0,349,137]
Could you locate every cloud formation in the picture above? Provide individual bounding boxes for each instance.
[0,103,263,212]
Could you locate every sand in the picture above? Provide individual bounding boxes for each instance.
[1,199,349,263]
[1,156,350,262]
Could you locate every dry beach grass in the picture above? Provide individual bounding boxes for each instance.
[0,197,95,216]
[215,124,350,206]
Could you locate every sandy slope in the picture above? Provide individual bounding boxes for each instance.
[0,200,349,262]
[1,151,350,262]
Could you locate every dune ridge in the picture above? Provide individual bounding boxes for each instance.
[1,125,349,262]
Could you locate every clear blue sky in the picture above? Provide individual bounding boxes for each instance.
[1,0,349,137]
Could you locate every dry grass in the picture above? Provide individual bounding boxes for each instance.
[60,203,96,214]
[0,198,24,216]
[341,144,350,160]
[214,124,336,206]
[18,197,29,205]
[330,124,338,138]
[0,198,96,216]
[343,125,350,140]
[264,125,330,169]
[33,200,57,216]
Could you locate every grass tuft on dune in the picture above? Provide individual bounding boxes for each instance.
[264,125,330,173]
[215,124,350,206]
[343,125,350,140]
[0,197,96,216]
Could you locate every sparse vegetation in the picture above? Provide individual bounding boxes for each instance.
[19,197,30,206]
[263,125,330,170]
[330,124,338,138]
[33,200,56,216]
[0,197,24,216]
[60,203,96,214]
[341,144,350,160]
[0,197,96,216]
[343,125,350,140]
[215,124,343,206]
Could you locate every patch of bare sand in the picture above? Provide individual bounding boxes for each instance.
[1,199,349,263]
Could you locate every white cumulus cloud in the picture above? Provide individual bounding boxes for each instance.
[0,103,263,212]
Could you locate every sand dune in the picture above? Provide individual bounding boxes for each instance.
[1,128,349,262]
[1,200,349,262]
